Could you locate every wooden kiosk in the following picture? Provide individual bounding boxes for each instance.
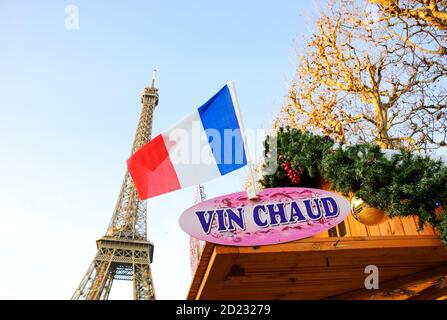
[187,213,447,300]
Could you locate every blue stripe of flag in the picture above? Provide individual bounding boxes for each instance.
[198,84,247,175]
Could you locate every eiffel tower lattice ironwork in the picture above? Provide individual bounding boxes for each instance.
[72,72,159,300]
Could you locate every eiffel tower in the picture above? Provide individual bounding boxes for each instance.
[72,71,158,300]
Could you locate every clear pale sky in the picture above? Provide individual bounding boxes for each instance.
[0,1,312,299]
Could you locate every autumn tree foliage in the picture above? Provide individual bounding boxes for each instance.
[278,0,447,151]
[370,0,447,37]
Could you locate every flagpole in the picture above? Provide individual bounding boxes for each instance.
[227,80,259,199]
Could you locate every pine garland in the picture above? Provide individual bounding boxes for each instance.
[260,127,334,188]
[260,127,447,244]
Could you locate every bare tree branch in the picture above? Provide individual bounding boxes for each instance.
[278,0,447,152]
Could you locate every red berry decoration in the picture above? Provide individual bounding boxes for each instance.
[281,160,302,185]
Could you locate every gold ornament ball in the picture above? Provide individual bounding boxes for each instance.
[351,197,387,226]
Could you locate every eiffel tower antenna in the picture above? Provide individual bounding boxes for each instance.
[190,185,206,274]
[151,69,157,88]
[72,71,159,300]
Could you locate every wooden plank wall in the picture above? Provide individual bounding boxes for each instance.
[315,183,440,238]
[314,214,438,238]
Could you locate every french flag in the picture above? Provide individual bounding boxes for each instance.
[127,82,248,200]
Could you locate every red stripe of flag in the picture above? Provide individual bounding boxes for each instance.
[127,134,181,200]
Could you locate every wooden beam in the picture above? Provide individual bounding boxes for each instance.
[326,265,447,300]
[409,281,447,300]
[236,236,444,255]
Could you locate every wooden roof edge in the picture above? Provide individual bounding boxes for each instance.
[236,235,445,254]
[187,242,215,300]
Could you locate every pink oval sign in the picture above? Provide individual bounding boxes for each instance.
[179,187,350,246]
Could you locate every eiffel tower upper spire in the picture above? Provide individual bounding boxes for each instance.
[106,71,159,240]
[72,72,158,300]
